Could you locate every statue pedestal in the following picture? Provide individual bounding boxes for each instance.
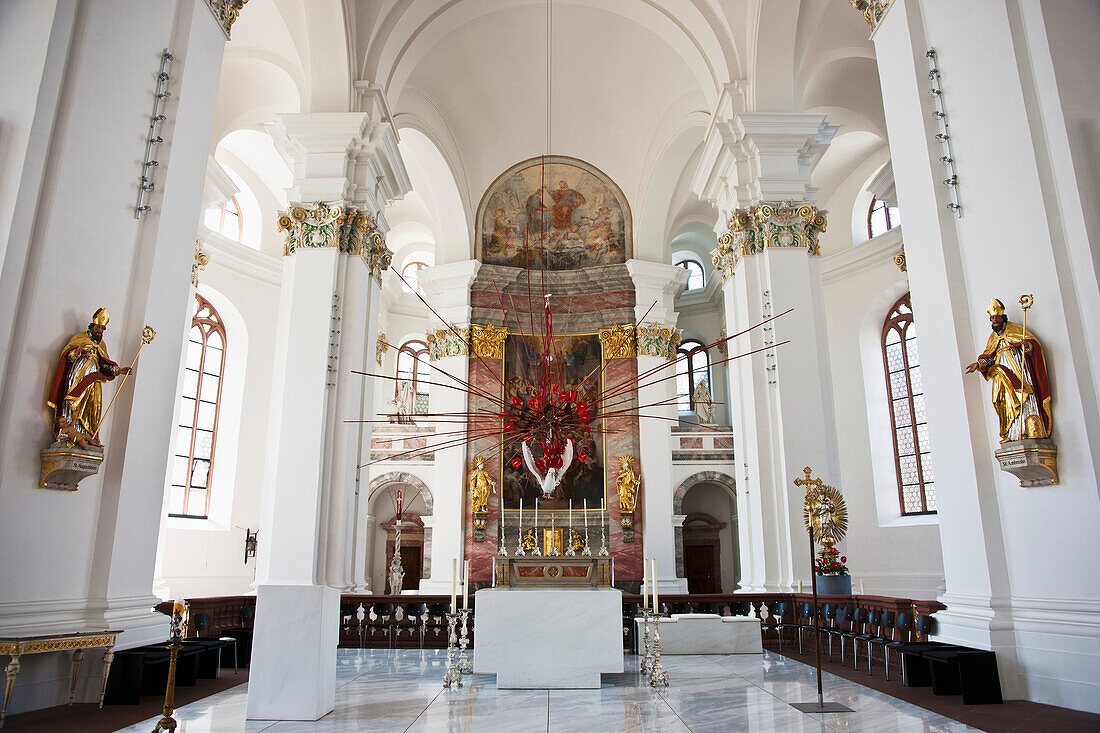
[995,438,1058,487]
[39,442,104,491]
[473,587,623,688]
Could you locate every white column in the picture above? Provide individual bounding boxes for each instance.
[693,113,838,593]
[628,260,688,593]
[416,260,480,593]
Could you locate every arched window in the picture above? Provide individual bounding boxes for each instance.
[882,293,936,515]
[396,340,430,414]
[868,196,900,239]
[675,257,706,291]
[168,294,226,519]
[401,260,429,293]
[203,196,244,243]
[676,340,710,412]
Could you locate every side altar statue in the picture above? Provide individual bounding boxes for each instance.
[966,296,1057,486]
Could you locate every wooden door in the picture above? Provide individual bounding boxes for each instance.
[399,546,422,591]
[685,545,716,594]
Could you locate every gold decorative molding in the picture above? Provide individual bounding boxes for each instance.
[204,0,250,39]
[712,201,828,281]
[470,324,509,359]
[598,324,636,360]
[894,246,906,273]
[850,0,892,29]
[427,327,469,360]
[635,322,682,361]
[376,333,388,367]
[192,240,209,287]
[277,203,393,282]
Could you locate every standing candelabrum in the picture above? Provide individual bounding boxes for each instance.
[547,514,560,557]
[457,609,472,673]
[581,499,593,556]
[442,612,463,688]
[640,608,654,677]
[599,509,610,556]
[647,611,669,687]
[152,602,186,732]
[388,517,404,594]
[497,506,508,556]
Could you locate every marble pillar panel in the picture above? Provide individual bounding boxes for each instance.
[246,584,340,720]
[474,587,624,687]
[604,357,643,582]
[635,614,763,654]
[466,356,504,582]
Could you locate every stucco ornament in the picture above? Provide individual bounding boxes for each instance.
[712,201,828,280]
[636,323,681,360]
[427,327,470,360]
[598,324,636,360]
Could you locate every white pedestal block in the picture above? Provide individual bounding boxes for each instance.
[636,614,762,655]
[474,588,624,688]
[246,584,340,720]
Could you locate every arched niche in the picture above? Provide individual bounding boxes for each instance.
[367,472,435,588]
[672,471,738,591]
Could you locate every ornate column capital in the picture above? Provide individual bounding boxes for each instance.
[427,327,470,361]
[598,324,637,360]
[203,0,249,39]
[636,323,682,361]
[469,324,508,359]
[276,203,393,283]
[376,333,389,366]
[712,201,828,281]
[849,0,893,30]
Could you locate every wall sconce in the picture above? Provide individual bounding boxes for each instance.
[244,528,258,564]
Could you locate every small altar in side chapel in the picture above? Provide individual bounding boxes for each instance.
[475,554,622,689]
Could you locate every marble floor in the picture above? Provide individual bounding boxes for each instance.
[115,648,979,732]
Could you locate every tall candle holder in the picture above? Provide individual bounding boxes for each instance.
[457,609,472,673]
[547,515,560,557]
[442,612,463,687]
[497,515,508,557]
[599,512,610,556]
[648,611,670,686]
[640,608,654,677]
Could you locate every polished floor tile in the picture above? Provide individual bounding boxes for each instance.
[113,648,980,732]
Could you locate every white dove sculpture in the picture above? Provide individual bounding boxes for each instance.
[522,438,574,499]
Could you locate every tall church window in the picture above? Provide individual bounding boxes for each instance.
[676,340,710,412]
[401,261,429,294]
[168,294,226,519]
[397,340,430,414]
[868,197,900,239]
[675,257,706,291]
[882,293,936,514]
[203,196,244,243]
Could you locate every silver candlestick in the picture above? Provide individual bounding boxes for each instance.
[640,608,654,677]
[599,512,610,556]
[648,611,670,686]
[442,612,463,687]
[457,609,472,673]
[547,515,560,557]
[497,515,508,556]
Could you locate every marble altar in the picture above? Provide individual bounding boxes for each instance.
[635,613,762,655]
[474,587,623,688]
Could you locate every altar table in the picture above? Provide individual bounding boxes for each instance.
[635,613,762,654]
[474,587,623,688]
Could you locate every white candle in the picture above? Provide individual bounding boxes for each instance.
[450,558,457,610]
[569,500,573,529]
[651,558,659,614]
[583,500,588,528]
[463,559,470,610]
[519,497,523,531]
[642,560,649,610]
[534,498,538,530]
[798,580,803,594]
[860,578,866,595]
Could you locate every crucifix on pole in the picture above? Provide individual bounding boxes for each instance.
[790,466,853,714]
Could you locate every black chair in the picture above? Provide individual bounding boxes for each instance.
[220,603,254,667]
[728,601,751,617]
[762,602,793,651]
[668,601,692,615]
[403,602,429,648]
[866,610,896,679]
[852,609,882,673]
[696,602,719,615]
[823,605,851,662]
[370,603,397,648]
[190,612,235,676]
[622,602,640,652]
[794,602,816,654]
[841,608,869,668]
[890,614,961,686]
[426,602,450,642]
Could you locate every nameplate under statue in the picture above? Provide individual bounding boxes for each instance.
[965,295,1057,486]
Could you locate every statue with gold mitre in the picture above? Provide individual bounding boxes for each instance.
[615,455,639,514]
[965,298,1053,443]
[469,456,495,514]
[46,308,132,447]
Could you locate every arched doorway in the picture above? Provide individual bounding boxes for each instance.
[673,472,738,592]
[368,473,433,592]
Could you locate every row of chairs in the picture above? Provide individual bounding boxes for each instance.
[341,602,456,648]
[762,602,933,682]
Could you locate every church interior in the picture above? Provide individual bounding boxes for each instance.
[2,0,1099,730]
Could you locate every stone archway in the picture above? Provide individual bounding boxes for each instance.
[672,471,737,582]
[368,472,434,582]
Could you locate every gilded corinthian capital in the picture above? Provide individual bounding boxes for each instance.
[277,203,393,283]
[712,201,827,281]
[598,324,637,360]
[470,324,508,359]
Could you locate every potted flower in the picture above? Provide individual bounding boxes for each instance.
[813,547,852,595]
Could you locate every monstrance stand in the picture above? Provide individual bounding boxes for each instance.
[789,467,853,714]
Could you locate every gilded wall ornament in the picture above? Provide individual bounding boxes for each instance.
[598,324,636,360]
[635,323,681,360]
[427,327,470,360]
[894,246,907,273]
[277,203,393,283]
[849,0,892,29]
[204,0,250,38]
[712,201,828,280]
[470,324,509,359]
[376,333,388,367]
[191,240,209,287]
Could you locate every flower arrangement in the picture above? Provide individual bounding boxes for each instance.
[814,547,849,576]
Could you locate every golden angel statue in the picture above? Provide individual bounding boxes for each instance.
[616,455,640,514]
[965,298,1053,442]
[46,308,132,447]
[469,456,495,513]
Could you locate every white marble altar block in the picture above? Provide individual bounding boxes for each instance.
[635,613,763,654]
[246,584,341,720]
[474,587,624,688]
